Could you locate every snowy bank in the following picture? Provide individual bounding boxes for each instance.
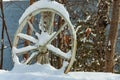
[0,64,119,80]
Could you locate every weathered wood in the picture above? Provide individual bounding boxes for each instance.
[12,0,76,74]
[37,12,54,64]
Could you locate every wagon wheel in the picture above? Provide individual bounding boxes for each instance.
[12,0,76,74]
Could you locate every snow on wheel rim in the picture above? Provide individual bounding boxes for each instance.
[12,0,77,74]
[19,0,70,24]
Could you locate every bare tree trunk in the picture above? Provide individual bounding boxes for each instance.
[57,16,63,69]
[24,0,35,59]
[0,0,5,69]
[55,0,66,69]
[105,0,120,72]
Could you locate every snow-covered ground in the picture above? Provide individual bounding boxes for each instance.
[0,64,120,80]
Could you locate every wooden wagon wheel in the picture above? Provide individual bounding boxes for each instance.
[12,0,76,74]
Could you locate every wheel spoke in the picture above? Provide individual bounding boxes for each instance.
[47,44,71,60]
[27,20,36,32]
[48,13,55,34]
[13,46,37,55]
[45,22,67,45]
[25,51,39,64]
[17,33,38,43]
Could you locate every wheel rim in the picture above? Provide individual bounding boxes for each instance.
[12,0,76,74]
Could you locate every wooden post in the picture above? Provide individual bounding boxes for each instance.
[105,0,120,72]
[37,12,54,64]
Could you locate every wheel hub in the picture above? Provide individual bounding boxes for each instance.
[38,46,48,53]
[35,32,49,53]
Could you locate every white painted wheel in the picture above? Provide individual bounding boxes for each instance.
[12,0,76,73]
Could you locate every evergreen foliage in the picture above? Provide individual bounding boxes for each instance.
[65,0,112,72]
